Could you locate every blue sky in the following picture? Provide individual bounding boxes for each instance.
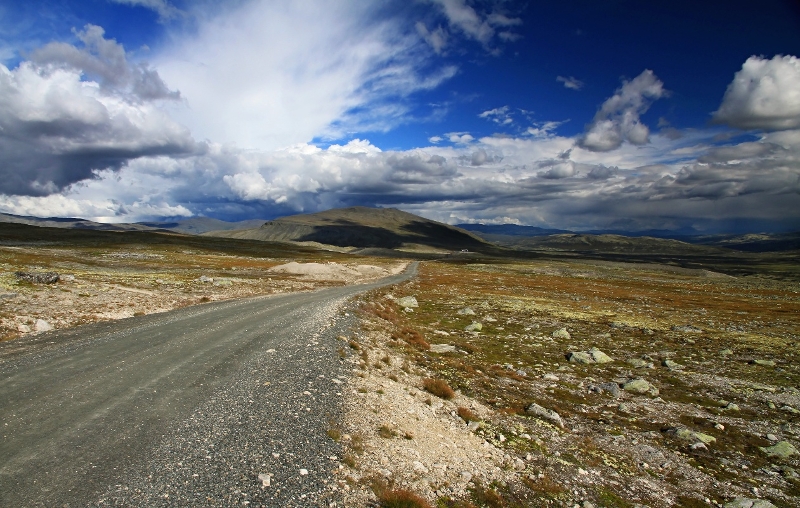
[0,0,799,233]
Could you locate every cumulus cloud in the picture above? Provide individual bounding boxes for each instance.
[579,70,667,152]
[109,0,184,22]
[0,40,195,196]
[31,24,181,101]
[712,55,800,131]
[447,132,475,144]
[557,75,584,90]
[479,106,513,125]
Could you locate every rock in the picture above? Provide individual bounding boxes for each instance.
[662,359,684,370]
[299,468,308,476]
[197,275,213,283]
[667,427,716,445]
[766,433,778,442]
[34,319,53,333]
[0,292,18,299]
[17,324,31,333]
[258,473,271,487]
[525,402,564,428]
[568,351,594,364]
[433,330,450,336]
[589,347,613,363]
[627,358,652,368]
[457,307,475,315]
[724,498,777,508]
[671,324,702,333]
[430,344,457,353]
[623,379,652,394]
[751,359,776,367]
[460,471,473,483]
[690,442,707,451]
[403,307,414,313]
[552,328,570,340]
[60,274,75,282]
[760,441,797,458]
[723,402,740,411]
[412,461,429,474]
[15,271,59,284]
[719,349,734,356]
[213,278,232,286]
[397,296,418,308]
[542,373,559,381]
[568,348,613,364]
[465,322,482,332]
[590,382,621,398]
[484,316,497,322]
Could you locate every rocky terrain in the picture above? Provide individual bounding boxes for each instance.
[332,259,799,507]
[0,233,405,343]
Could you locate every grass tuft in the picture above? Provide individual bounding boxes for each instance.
[423,378,455,399]
[377,488,432,508]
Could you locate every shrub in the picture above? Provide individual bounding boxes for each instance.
[423,378,455,399]
[378,489,432,508]
[457,406,479,422]
[378,424,396,438]
[392,327,430,350]
[327,427,342,441]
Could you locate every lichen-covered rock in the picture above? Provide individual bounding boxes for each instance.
[724,498,777,508]
[623,379,652,394]
[669,427,716,445]
[465,322,482,332]
[526,402,564,428]
[457,307,475,315]
[627,358,652,368]
[662,359,684,370]
[568,351,594,364]
[396,296,418,308]
[15,271,60,284]
[760,440,797,458]
[552,327,570,340]
[589,347,613,363]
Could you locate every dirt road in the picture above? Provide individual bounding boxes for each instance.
[0,263,417,507]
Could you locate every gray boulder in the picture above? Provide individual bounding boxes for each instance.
[724,498,777,508]
[396,296,418,308]
[526,402,564,428]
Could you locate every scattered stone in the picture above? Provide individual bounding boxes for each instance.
[213,278,232,286]
[396,296,418,308]
[623,379,654,395]
[457,307,475,315]
[751,359,776,367]
[690,442,707,451]
[465,322,482,332]
[430,344,457,354]
[552,328,571,340]
[760,441,797,458]
[542,373,559,382]
[724,498,777,508]
[627,358,652,369]
[662,359,684,370]
[15,271,59,284]
[723,402,741,411]
[0,292,18,299]
[568,347,613,364]
[766,434,778,442]
[299,468,309,476]
[34,319,53,333]
[197,275,213,283]
[719,349,734,356]
[257,473,271,487]
[60,274,75,282]
[567,351,594,364]
[590,382,621,398]
[667,427,716,445]
[433,330,450,336]
[484,316,497,322]
[671,324,702,333]
[412,461,428,474]
[525,402,565,429]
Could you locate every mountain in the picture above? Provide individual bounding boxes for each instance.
[204,206,492,253]
[136,217,267,235]
[0,213,155,232]
[456,223,570,237]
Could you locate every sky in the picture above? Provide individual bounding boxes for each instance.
[0,0,799,234]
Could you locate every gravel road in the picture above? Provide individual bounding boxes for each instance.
[0,262,417,507]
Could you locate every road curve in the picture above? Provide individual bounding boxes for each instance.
[0,262,418,507]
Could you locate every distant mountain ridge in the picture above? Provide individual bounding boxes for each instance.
[204,206,491,253]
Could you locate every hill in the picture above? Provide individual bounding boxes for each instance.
[204,206,492,253]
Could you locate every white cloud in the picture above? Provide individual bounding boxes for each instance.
[478,106,513,125]
[712,55,800,131]
[0,56,195,195]
[557,75,584,90]
[427,0,521,50]
[31,24,181,101]
[109,0,184,22]
[155,1,454,151]
[416,22,448,54]
[447,132,474,144]
[579,70,667,152]
[428,135,443,144]
[527,121,565,138]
